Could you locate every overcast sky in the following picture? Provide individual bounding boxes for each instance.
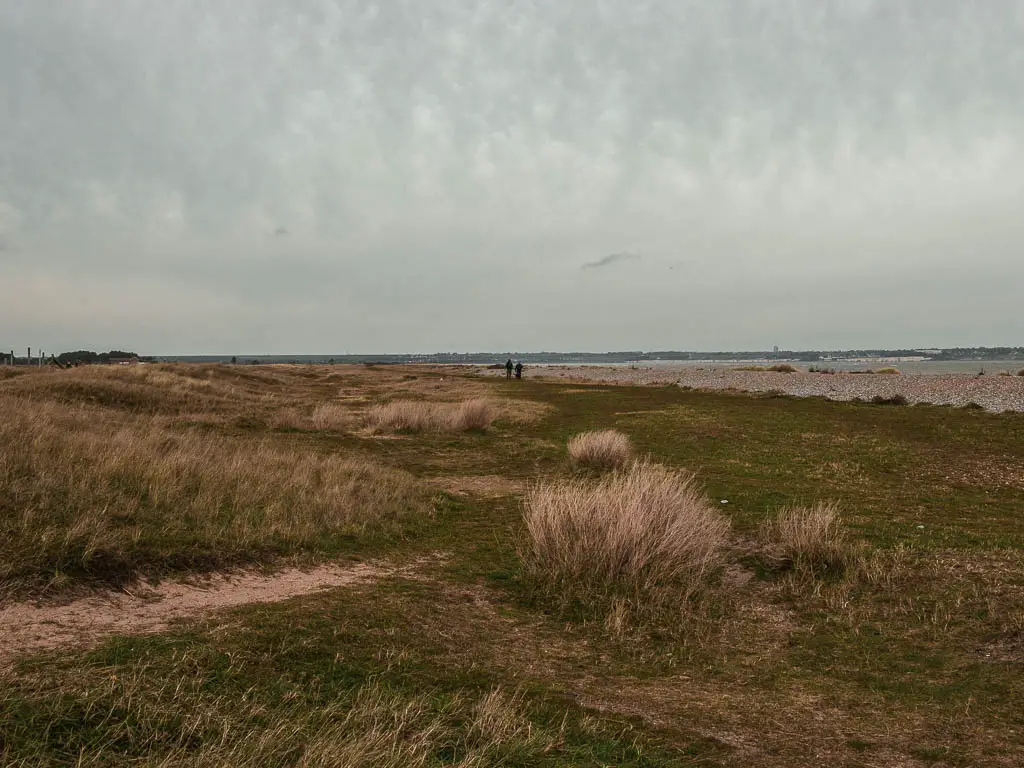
[2,1,1023,354]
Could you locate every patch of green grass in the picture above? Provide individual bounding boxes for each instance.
[2,578,717,767]
[5,367,1024,766]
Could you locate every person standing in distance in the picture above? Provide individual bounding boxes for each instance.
[505,358,514,380]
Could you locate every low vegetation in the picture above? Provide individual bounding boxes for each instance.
[0,393,430,591]
[309,402,354,430]
[875,366,901,374]
[521,461,730,620]
[365,398,495,433]
[2,680,562,767]
[2,362,1023,765]
[760,501,853,576]
[871,393,909,405]
[567,429,632,470]
[767,363,797,373]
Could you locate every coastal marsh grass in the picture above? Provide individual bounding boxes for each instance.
[309,402,355,430]
[0,677,553,768]
[760,502,854,577]
[521,461,730,622]
[3,363,1024,767]
[0,576,688,767]
[0,392,431,592]
[567,429,632,471]
[365,398,495,433]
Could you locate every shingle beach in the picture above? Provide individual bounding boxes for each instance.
[484,365,1024,413]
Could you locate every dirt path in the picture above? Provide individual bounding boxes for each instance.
[0,562,384,664]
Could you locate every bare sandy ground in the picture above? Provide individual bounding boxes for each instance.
[482,365,1024,412]
[0,562,383,664]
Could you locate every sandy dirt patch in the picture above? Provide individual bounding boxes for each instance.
[0,562,384,664]
[434,474,527,497]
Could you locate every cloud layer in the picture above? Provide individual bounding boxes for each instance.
[2,1,1022,353]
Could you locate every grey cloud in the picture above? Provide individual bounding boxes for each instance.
[2,1,1023,353]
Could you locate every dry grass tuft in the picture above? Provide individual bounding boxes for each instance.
[521,461,730,618]
[364,401,435,432]
[875,367,901,375]
[767,364,797,373]
[0,394,431,591]
[761,502,852,576]
[365,398,495,433]
[567,429,632,471]
[452,398,495,431]
[310,403,355,431]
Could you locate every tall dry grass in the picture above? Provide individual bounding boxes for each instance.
[761,502,852,575]
[310,403,355,431]
[0,364,302,424]
[567,429,632,471]
[364,398,495,433]
[521,461,730,617]
[0,394,431,590]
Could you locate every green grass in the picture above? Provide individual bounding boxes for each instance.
[3,578,713,766]
[2,366,1023,765]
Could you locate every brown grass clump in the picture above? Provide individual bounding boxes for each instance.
[0,394,431,591]
[310,403,354,431]
[875,367,900,374]
[365,400,434,432]
[521,461,730,617]
[567,429,632,471]
[767,364,797,373]
[365,398,495,433]
[761,502,852,576]
[452,398,495,431]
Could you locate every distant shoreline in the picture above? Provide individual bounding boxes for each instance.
[479,364,1024,413]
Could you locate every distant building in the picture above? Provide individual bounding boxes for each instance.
[108,356,140,365]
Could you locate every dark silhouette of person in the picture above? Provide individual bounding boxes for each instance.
[514,361,523,379]
[505,359,513,380]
